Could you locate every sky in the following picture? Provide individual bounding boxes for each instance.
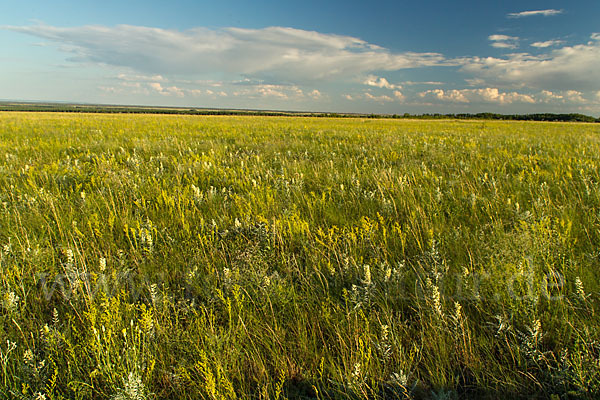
[1,0,600,115]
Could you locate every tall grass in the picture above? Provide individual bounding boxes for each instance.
[0,113,599,399]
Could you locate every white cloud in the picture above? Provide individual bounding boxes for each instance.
[564,90,586,103]
[257,86,289,99]
[419,88,592,106]
[5,24,447,84]
[309,89,322,99]
[232,84,303,99]
[531,40,564,48]
[489,35,519,49]
[535,89,591,104]
[508,9,563,18]
[364,92,394,102]
[539,90,564,102]
[343,94,354,101]
[489,35,518,42]
[363,75,401,89]
[149,82,185,97]
[462,34,600,91]
[419,89,469,103]
[491,42,518,49]
[393,90,405,101]
[419,88,535,104]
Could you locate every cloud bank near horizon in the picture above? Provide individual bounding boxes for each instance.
[3,23,600,114]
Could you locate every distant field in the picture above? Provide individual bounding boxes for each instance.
[0,113,599,399]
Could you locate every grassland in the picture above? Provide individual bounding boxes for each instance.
[0,112,599,399]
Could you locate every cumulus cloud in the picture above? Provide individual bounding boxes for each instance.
[489,35,519,49]
[232,84,304,100]
[537,90,586,103]
[149,82,186,97]
[491,42,517,49]
[531,40,564,48]
[419,89,468,103]
[564,90,586,103]
[489,35,518,42]
[419,88,535,104]
[309,89,322,99]
[462,34,600,91]
[363,75,401,90]
[364,92,394,102]
[508,9,563,18]
[393,90,405,101]
[4,24,447,84]
[539,90,564,102]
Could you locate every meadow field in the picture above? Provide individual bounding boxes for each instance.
[0,112,599,399]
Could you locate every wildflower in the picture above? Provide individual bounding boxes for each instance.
[149,284,159,306]
[187,266,197,282]
[529,319,542,345]
[384,266,392,282]
[453,301,462,324]
[431,285,443,317]
[351,362,361,386]
[23,349,34,366]
[575,277,586,301]
[112,371,150,400]
[66,249,74,266]
[262,275,271,287]
[6,339,16,353]
[378,324,392,361]
[99,257,107,272]
[191,184,203,200]
[223,268,232,286]
[2,291,20,314]
[363,264,372,286]
[390,371,408,387]
[140,229,153,252]
[140,309,155,339]
[52,308,59,325]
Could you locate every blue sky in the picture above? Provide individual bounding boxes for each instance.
[1,0,599,115]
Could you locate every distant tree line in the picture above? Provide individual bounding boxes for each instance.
[1,103,598,122]
[390,112,599,123]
